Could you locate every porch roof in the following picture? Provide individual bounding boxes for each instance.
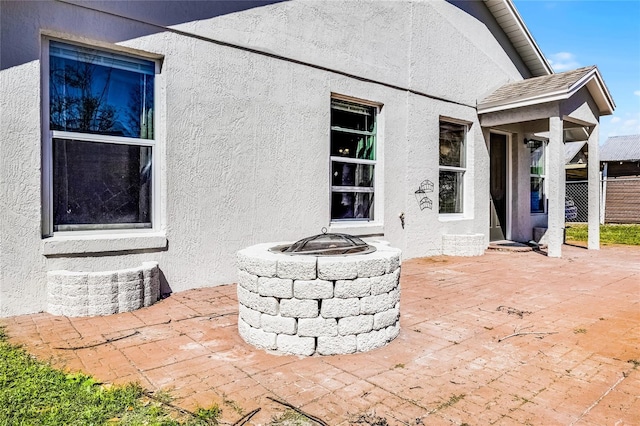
[477,66,615,116]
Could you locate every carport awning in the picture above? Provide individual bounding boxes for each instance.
[478,66,615,116]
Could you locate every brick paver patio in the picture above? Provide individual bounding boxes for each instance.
[2,244,639,425]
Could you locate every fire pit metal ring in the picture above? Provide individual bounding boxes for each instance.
[269,232,376,256]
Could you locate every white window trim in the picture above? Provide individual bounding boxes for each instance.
[42,232,168,256]
[41,38,162,238]
[329,95,383,226]
[438,120,468,216]
[530,140,547,214]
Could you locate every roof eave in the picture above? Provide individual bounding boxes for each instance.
[484,0,553,77]
[602,158,640,163]
[503,0,553,76]
[582,68,616,116]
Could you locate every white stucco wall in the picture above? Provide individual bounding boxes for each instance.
[1,0,530,317]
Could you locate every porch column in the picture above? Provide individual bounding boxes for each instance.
[587,124,600,249]
[547,116,565,257]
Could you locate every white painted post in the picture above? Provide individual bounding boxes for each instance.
[601,163,608,225]
[547,116,565,258]
[587,125,600,249]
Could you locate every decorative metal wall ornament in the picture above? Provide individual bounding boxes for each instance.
[414,179,434,210]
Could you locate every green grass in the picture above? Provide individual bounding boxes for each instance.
[565,224,640,245]
[269,409,315,425]
[0,328,220,426]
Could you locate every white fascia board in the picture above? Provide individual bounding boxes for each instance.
[502,0,553,76]
[570,68,598,92]
[588,71,616,114]
[568,68,615,115]
[478,91,568,114]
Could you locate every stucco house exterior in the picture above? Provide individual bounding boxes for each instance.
[0,0,614,317]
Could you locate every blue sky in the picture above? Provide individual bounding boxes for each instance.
[513,0,640,143]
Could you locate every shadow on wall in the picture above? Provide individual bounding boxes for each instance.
[445,0,532,79]
[159,268,172,299]
[0,0,286,71]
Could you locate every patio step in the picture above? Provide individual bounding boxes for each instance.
[487,240,534,252]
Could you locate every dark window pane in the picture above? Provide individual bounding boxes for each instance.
[49,41,154,139]
[331,101,375,132]
[332,162,374,187]
[331,192,373,220]
[439,170,463,213]
[439,122,465,167]
[53,138,152,229]
[531,177,545,213]
[330,131,375,160]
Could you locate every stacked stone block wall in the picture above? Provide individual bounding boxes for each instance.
[236,242,401,356]
[47,262,160,317]
[442,233,486,256]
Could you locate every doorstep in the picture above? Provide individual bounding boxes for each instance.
[487,240,534,252]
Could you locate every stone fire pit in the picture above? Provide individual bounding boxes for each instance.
[236,237,401,356]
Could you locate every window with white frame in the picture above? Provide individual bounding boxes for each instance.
[330,99,376,221]
[44,40,156,234]
[439,121,466,214]
[529,140,546,213]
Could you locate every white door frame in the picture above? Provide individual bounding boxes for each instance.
[489,130,512,241]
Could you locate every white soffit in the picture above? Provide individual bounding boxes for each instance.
[483,0,553,77]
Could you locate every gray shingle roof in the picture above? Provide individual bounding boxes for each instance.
[600,135,640,162]
[480,66,596,106]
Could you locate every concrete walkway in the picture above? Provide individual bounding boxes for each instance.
[2,245,639,425]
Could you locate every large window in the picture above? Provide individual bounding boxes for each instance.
[530,140,546,213]
[439,121,466,214]
[330,99,376,221]
[45,40,156,234]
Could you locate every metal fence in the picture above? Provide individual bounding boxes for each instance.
[565,181,589,223]
[565,178,640,224]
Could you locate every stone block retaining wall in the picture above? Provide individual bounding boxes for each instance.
[47,261,160,317]
[236,242,401,356]
[442,233,486,256]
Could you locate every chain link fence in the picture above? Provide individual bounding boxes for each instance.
[566,178,640,224]
[565,181,588,223]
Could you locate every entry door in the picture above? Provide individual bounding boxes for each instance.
[490,133,508,241]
